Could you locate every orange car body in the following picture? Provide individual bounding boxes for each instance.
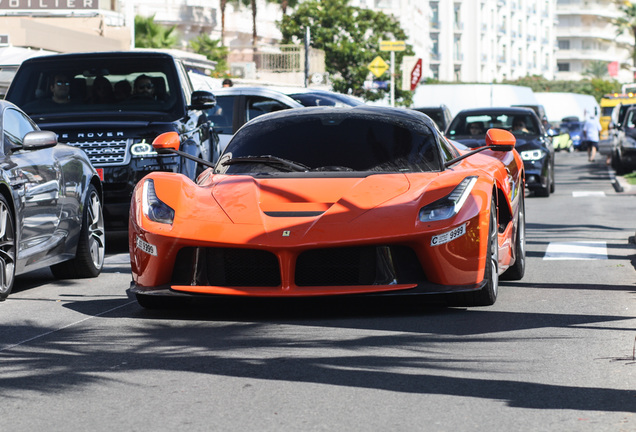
[128,107,525,306]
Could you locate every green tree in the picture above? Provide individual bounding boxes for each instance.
[583,60,609,79]
[188,34,229,77]
[134,15,178,49]
[279,0,414,105]
[613,0,636,68]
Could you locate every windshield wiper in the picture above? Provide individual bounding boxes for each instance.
[221,155,310,172]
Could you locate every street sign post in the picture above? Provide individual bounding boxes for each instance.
[368,56,389,78]
[379,40,406,107]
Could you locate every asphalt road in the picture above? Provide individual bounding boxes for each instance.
[0,150,634,431]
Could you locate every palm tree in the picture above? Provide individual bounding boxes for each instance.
[232,0,257,47]
[134,15,178,48]
[268,0,299,15]
[583,60,609,79]
[220,0,228,43]
[613,1,636,68]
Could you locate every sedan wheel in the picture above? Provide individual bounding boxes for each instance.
[51,185,105,279]
[0,195,16,300]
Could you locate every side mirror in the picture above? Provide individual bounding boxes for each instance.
[22,130,58,150]
[152,131,181,153]
[189,90,217,110]
[485,128,515,151]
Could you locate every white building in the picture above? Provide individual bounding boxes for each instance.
[555,0,633,82]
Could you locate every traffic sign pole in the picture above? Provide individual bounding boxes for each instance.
[390,51,395,107]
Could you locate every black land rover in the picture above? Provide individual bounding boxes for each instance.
[5,51,219,231]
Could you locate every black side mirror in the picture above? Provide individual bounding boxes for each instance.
[189,90,217,110]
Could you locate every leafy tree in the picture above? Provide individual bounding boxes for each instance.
[613,0,636,68]
[279,0,414,105]
[188,34,229,77]
[499,75,621,102]
[583,60,609,79]
[134,15,178,49]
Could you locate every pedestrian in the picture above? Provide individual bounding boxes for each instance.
[582,111,602,162]
[222,78,233,87]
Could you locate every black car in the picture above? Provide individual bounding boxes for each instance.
[0,100,105,300]
[611,106,636,174]
[446,107,555,197]
[5,51,218,232]
[412,104,453,132]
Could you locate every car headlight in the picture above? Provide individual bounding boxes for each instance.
[571,134,580,141]
[142,179,175,224]
[519,149,546,161]
[419,176,477,222]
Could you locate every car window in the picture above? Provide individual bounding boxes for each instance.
[245,96,292,121]
[218,112,442,174]
[9,57,181,119]
[448,113,538,136]
[207,95,234,135]
[2,107,38,153]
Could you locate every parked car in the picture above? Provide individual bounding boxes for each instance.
[5,51,218,232]
[611,106,636,174]
[0,100,105,300]
[208,86,363,153]
[446,107,555,197]
[559,116,585,151]
[412,104,453,132]
[128,106,526,309]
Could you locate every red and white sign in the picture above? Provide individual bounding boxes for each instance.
[410,58,422,91]
[608,61,619,78]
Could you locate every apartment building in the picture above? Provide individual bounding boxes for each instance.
[555,0,633,82]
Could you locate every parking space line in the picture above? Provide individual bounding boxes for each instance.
[544,241,608,260]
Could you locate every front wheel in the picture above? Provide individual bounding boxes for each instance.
[0,195,16,300]
[450,196,499,307]
[502,192,526,280]
[51,185,105,279]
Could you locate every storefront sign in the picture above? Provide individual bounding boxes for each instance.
[0,0,97,9]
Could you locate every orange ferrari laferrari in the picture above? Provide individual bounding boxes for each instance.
[128,106,526,309]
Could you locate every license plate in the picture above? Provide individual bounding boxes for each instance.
[431,223,466,246]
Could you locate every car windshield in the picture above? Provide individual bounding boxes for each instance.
[216,110,442,175]
[448,112,539,138]
[289,92,363,107]
[8,56,182,120]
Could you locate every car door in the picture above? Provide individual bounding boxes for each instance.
[2,107,61,253]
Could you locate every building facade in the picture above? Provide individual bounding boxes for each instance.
[555,0,633,82]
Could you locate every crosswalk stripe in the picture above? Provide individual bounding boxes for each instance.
[572,191,606,197]
[544,241,608,260]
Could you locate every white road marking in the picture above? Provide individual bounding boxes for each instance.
[544,241,608,260]
[0,301,136,353]
[572,191,606,197]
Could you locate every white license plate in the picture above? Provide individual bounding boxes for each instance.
[431,223,466,246]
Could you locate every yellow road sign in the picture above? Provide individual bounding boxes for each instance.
[380,40,406,52]
[368,56,389,78]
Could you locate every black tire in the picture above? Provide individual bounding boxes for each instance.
[534,163,551,197]
[51,185,105,279]
[501,192,526,281]
[0,195,16,301]
[549,160,556,193]
[451,196,499,307]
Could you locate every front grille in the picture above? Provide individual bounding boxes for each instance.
[172,248,281,287]
[172,245,424,288]
[62,139,129,165]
